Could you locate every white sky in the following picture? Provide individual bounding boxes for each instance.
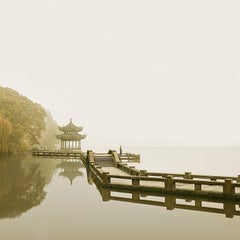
[1,0,240,148]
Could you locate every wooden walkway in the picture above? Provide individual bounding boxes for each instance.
[32,150,140,162]
[32,149,240,201]
[80,150,240,201]
[32,148,240,218]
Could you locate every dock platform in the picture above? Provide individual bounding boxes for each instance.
[32,149,240,201]
[81,150,240,201]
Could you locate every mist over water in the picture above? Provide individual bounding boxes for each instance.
[1,148,240,240]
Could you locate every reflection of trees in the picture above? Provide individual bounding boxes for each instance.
[0,156,47,219]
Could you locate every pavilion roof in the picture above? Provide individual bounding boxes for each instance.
[55,133,86,141]
[58,119,83,132]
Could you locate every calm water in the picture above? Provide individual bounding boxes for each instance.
[1,147,240,240]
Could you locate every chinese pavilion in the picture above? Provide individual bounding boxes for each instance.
[56,119,86,150]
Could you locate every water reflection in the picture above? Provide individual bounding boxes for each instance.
[56,159,84,185]
[0,155,47,219]
[1,155,240,221]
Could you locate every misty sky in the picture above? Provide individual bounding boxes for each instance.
[1,0,240,148]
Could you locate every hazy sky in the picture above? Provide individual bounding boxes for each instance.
[1,0,240,148]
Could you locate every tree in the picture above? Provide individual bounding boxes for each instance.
[0,87,46,153]
[0,115,12,153]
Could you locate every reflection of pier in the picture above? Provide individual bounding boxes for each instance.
[83,153,240,218]
[56,159,84,185]
[80,150,240,201]
[96,186,240,218]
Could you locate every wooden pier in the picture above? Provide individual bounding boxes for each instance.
[32,149,240,201]
[80,150,240,201]
[32,150,140,162]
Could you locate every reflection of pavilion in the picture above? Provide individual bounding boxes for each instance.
[56,159,84,185]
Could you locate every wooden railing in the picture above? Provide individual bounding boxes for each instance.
[119,153,140,162]
[85,150,240,200]
[146,171,240,182]
[100,173,240,198]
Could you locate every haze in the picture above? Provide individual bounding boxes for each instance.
[1,0,240,149]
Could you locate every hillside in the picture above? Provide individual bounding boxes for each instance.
[0,87,47,153]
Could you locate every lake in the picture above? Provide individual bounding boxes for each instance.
[0,147,240,240]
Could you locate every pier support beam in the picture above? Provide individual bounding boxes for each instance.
[224,201,235,218]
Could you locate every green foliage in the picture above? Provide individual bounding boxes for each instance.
[0,87,46,152]
[0,115,12,153]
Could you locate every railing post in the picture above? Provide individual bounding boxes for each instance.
[195,183,201,191]
[224,179,233,194]
[140,170,147,176]
[132,178,140,186]
[102,172,110,184]
[165,175,174,190]
[237,175,240,182]
[184,172,192,179]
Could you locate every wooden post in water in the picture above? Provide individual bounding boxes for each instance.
[132,192,140,201]
[165,196,175,210]
[224,179,233,194]
[195,199,202,207]
[224,201,235,218]
[101,188,110,201]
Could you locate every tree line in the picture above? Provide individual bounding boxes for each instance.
[0,87,46,154]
